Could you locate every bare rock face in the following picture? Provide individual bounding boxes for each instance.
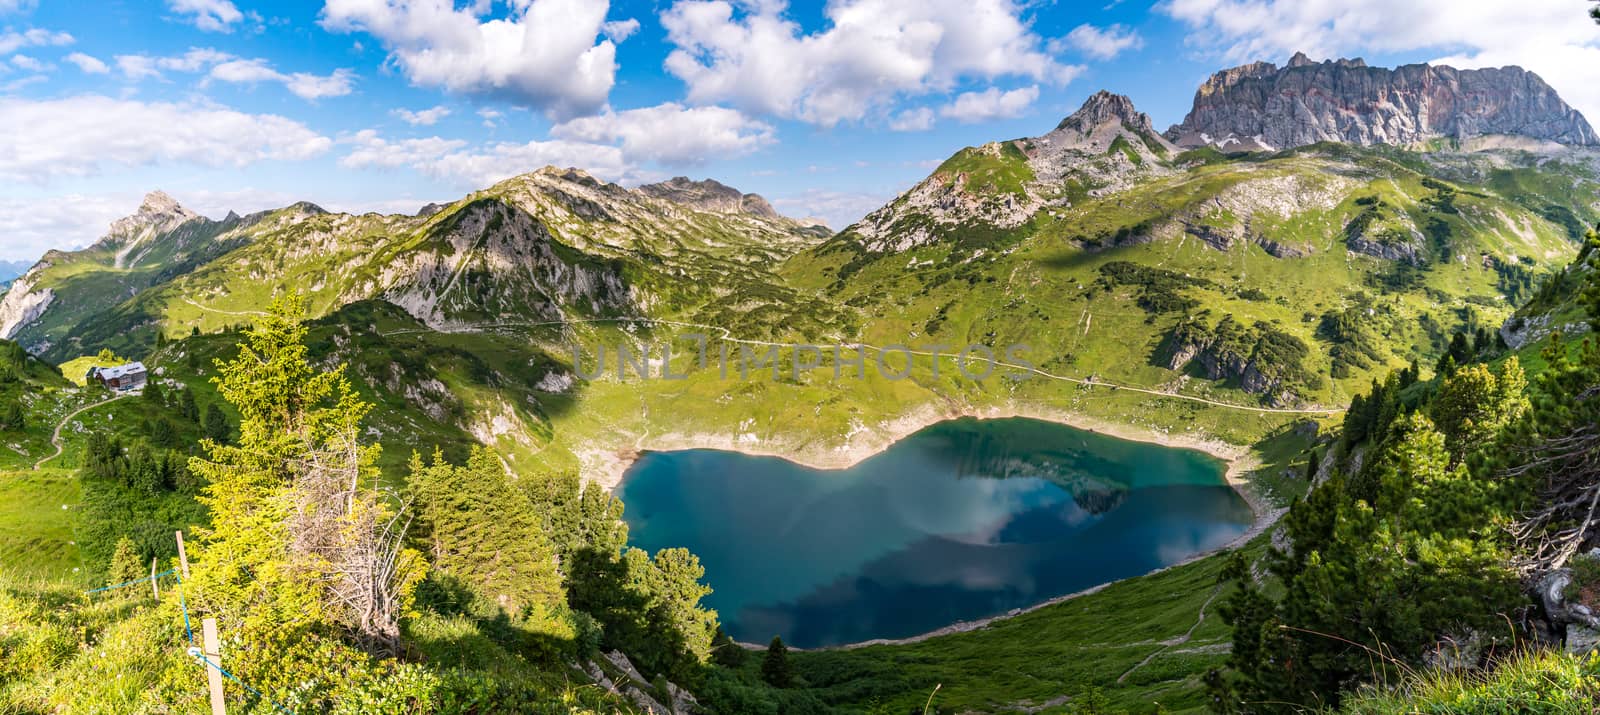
[1167,52,1599,151]
[637,176,781,220]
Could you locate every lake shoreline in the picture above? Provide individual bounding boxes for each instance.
[584,401,1288,651]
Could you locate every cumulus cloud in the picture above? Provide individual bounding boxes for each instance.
[1056,23,1143,60]
[1158,0,1600,128]
[338,129,636,187]
[393,105,452,126]
[551,102,773,165]
[118,49,355,100]
[601,18,639,42]
[115,47,232,79]
[64,52,109,74]
[9,54,48,72]
[938,85,1039,123]
[0,192,133,262]
[166,0,244,32]
[282,69,356,99]
[660,0,1081,127]
[208,57,280,83]
[888,107,935,131]
[320,0,632,119]
[0,95,332,183]
[0,28,71,55]
[208,59,356,99]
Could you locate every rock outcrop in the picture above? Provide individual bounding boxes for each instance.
[637,176,781,220]
[1167,52,1599,151]
[98,190,203,268]
[0,270,53,341]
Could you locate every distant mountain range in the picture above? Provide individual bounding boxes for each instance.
[1167,52,1599,152]
[2,53,1596,415]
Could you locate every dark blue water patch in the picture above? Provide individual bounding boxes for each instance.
[616,417,1252,648]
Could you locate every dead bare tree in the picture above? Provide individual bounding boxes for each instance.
[1505,421,1600,574]
[287,422,420,654]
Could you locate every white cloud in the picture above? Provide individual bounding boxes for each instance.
[283,69,355,99]
[166,0,244,32]
[551,102,774,165]
[393,105,452,126]
[601,18,640,42]
[9,54,47,72]
[320,0,632,119]
[661,0,1080,127]
[120,50,355,100]
[0,95,332,183]
[338,129,637,187]
[0,0,39,14]
[938,85,1039,123]
[1158,0,1600,126]
[1057,23,1143,60]
[888,107,935,131]
[0,192,134,262]
[0,28,71,55]
[115,47,232,79]
[771,188,892,230]
[477,107,503,127]
[64,52,109,74]
[208,57,280,83]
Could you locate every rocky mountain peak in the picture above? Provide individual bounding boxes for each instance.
[1168,53,1599,151]
[101,190,200,246]
[1056,90,1153,135]
[636,176,781,220]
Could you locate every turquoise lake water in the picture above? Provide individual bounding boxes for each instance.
[616,417,1253,648]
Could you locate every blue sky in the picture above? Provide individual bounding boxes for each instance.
[2,0,1598,262]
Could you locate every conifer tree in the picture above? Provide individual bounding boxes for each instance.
[762,636,793,688]
[186,293,425,652]
[106,536,144,592]
[202,403,230,444]
[410,447,563,615]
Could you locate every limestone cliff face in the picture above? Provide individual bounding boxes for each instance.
[1167,52,1599,151]
[636,177,781,220]
[0,270,53,341]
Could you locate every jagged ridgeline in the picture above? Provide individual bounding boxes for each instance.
[0,170,834,362]
[1,54,1597,456]
[785,57,1599,411]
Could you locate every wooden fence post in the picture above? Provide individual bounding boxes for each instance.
[202,617,226,715]
[175,530,191,580]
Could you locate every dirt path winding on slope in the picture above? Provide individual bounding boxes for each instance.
[34,394,125,470]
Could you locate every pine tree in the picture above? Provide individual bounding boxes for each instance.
[203,403,230,444]
[762,636,793,688]
[186,293,425,652]
[142,379,165,406]
[0,399,22,431]
[106,536,144,592]
[410,447,564,615]
[178,388,200,422]
[1430,357,1529,467]
[711,625,746,668]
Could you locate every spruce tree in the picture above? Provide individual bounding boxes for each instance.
[0,399,22,431]
[203,403,230,444]
[186,293,425,650]
[106,536,144,591]
[410,447,564,615]
[762,636,793,688]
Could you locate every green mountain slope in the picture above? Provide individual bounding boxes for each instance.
[0,169,831,363]
[784,92,1598,413]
